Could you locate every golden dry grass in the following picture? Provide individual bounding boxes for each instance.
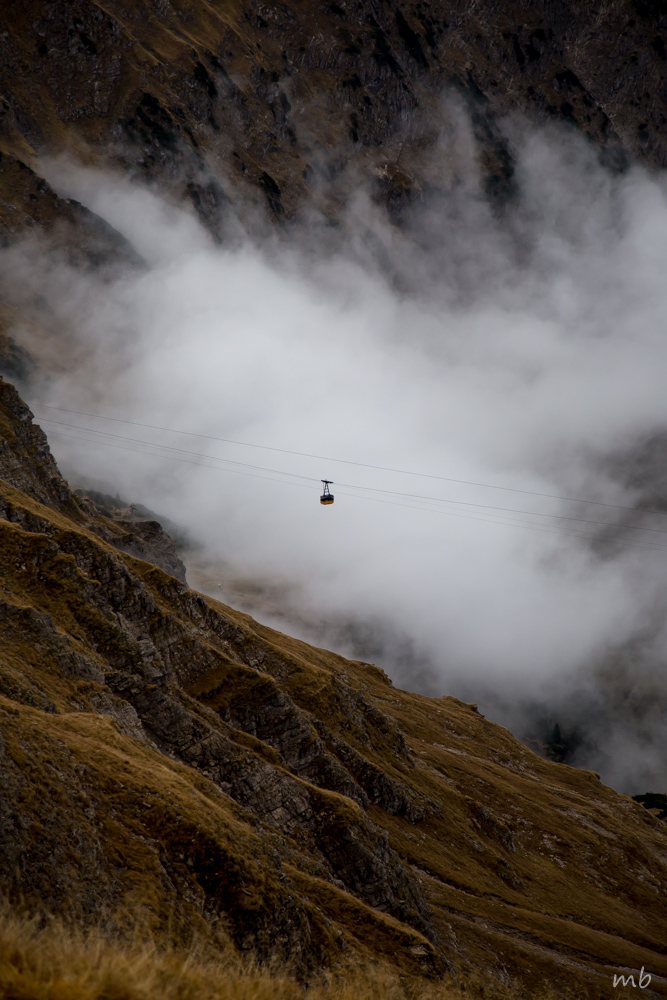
[2,433,667,1000]
[0,907,462,1000]
[3,482,667,998]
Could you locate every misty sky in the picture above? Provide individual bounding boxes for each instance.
[5,117,667,792]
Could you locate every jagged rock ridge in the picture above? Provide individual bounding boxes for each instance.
[0,0,666,241]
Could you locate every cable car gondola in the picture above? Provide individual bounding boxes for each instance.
[320,480,334,505]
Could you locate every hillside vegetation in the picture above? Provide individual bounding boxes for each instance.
[0,907,464,1000]
[1,375,667,998]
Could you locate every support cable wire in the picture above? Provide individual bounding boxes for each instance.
[332,487,667,551]
[46,423,647,544]
[42,418,317,484]
[47,424,667,553]
[41,418,667,552]
[32,402,667,519]
[45,426,318,491]
[334,482,667,535]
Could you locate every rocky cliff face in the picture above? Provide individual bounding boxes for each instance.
[2,375,667,997]
[0,0,666,241]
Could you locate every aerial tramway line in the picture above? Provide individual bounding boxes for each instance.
[31,402,667,550]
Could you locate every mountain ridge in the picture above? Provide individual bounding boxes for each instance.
[2,375,667,997]
[2,0,667,244]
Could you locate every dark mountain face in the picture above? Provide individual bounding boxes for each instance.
[0,0,666,238]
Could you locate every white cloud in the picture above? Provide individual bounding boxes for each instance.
[6,119,667,792]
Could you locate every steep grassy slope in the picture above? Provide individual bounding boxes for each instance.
[1,375,667,999]
[0,0,666,240]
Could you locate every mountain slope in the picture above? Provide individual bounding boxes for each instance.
[0,0,666,241]
[1,375,666,998]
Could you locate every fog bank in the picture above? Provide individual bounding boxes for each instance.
[4,120,667,792]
